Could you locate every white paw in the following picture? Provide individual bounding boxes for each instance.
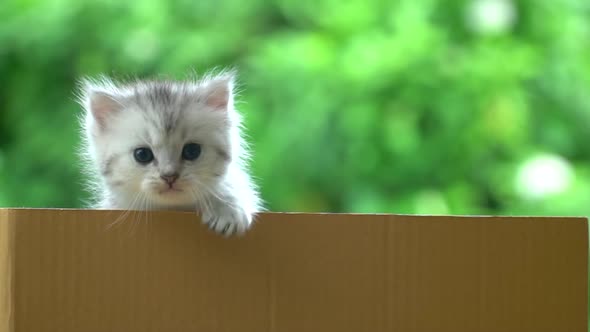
[202,205,252,237]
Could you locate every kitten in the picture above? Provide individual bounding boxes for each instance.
[78,72,262,236]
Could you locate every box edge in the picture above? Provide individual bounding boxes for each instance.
[0,210,15,332]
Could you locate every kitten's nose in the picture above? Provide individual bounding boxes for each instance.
[160,173,179,186]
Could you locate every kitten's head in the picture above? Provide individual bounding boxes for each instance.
[79,73,240,209]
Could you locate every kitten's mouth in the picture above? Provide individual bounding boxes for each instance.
[158,187,183,195]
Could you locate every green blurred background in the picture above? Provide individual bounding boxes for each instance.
[1,0,590,217]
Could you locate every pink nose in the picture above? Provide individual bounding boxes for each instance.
[160,173,179,186]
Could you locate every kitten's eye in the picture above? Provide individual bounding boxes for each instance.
[182,143,201,161]
[134,147,154,164]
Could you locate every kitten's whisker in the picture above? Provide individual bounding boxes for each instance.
[198,179,229,204]
[189,178,219,206]
[107,192,141,230]
[144,194,152,231]
[190,189,207,216]
[188,188,202,212]
[126,192,140,235]
[108,208,129,230]
[141,194,148,234]
[197,188,214,214]
[190,187,212,219]
[199,182,239,210]
[189,188,202,210]
[135,197,143,235]
[130,192,147,236]
[150,198,154,228]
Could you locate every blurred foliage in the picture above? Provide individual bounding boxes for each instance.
[0,0,590,217]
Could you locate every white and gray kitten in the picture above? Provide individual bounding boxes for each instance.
[78,72,262,236]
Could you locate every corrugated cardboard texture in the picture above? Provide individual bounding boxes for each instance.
[0,209,586,332]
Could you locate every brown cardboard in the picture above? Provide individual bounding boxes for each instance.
[0,208,586,332]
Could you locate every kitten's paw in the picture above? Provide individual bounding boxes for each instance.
[202,205,252,237]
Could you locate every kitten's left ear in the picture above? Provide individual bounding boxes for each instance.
[202,73,235,111]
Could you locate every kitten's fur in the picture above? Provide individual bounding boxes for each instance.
[78,72,262,236]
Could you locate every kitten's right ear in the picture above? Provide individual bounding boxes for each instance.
[88,91,120,126]
[79,79,122,129]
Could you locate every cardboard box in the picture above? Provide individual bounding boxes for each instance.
[0,208,586,332]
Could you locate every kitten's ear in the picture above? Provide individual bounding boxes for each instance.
[89,92,121,125]
[79,79,122,129]
[201,73,235,111]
